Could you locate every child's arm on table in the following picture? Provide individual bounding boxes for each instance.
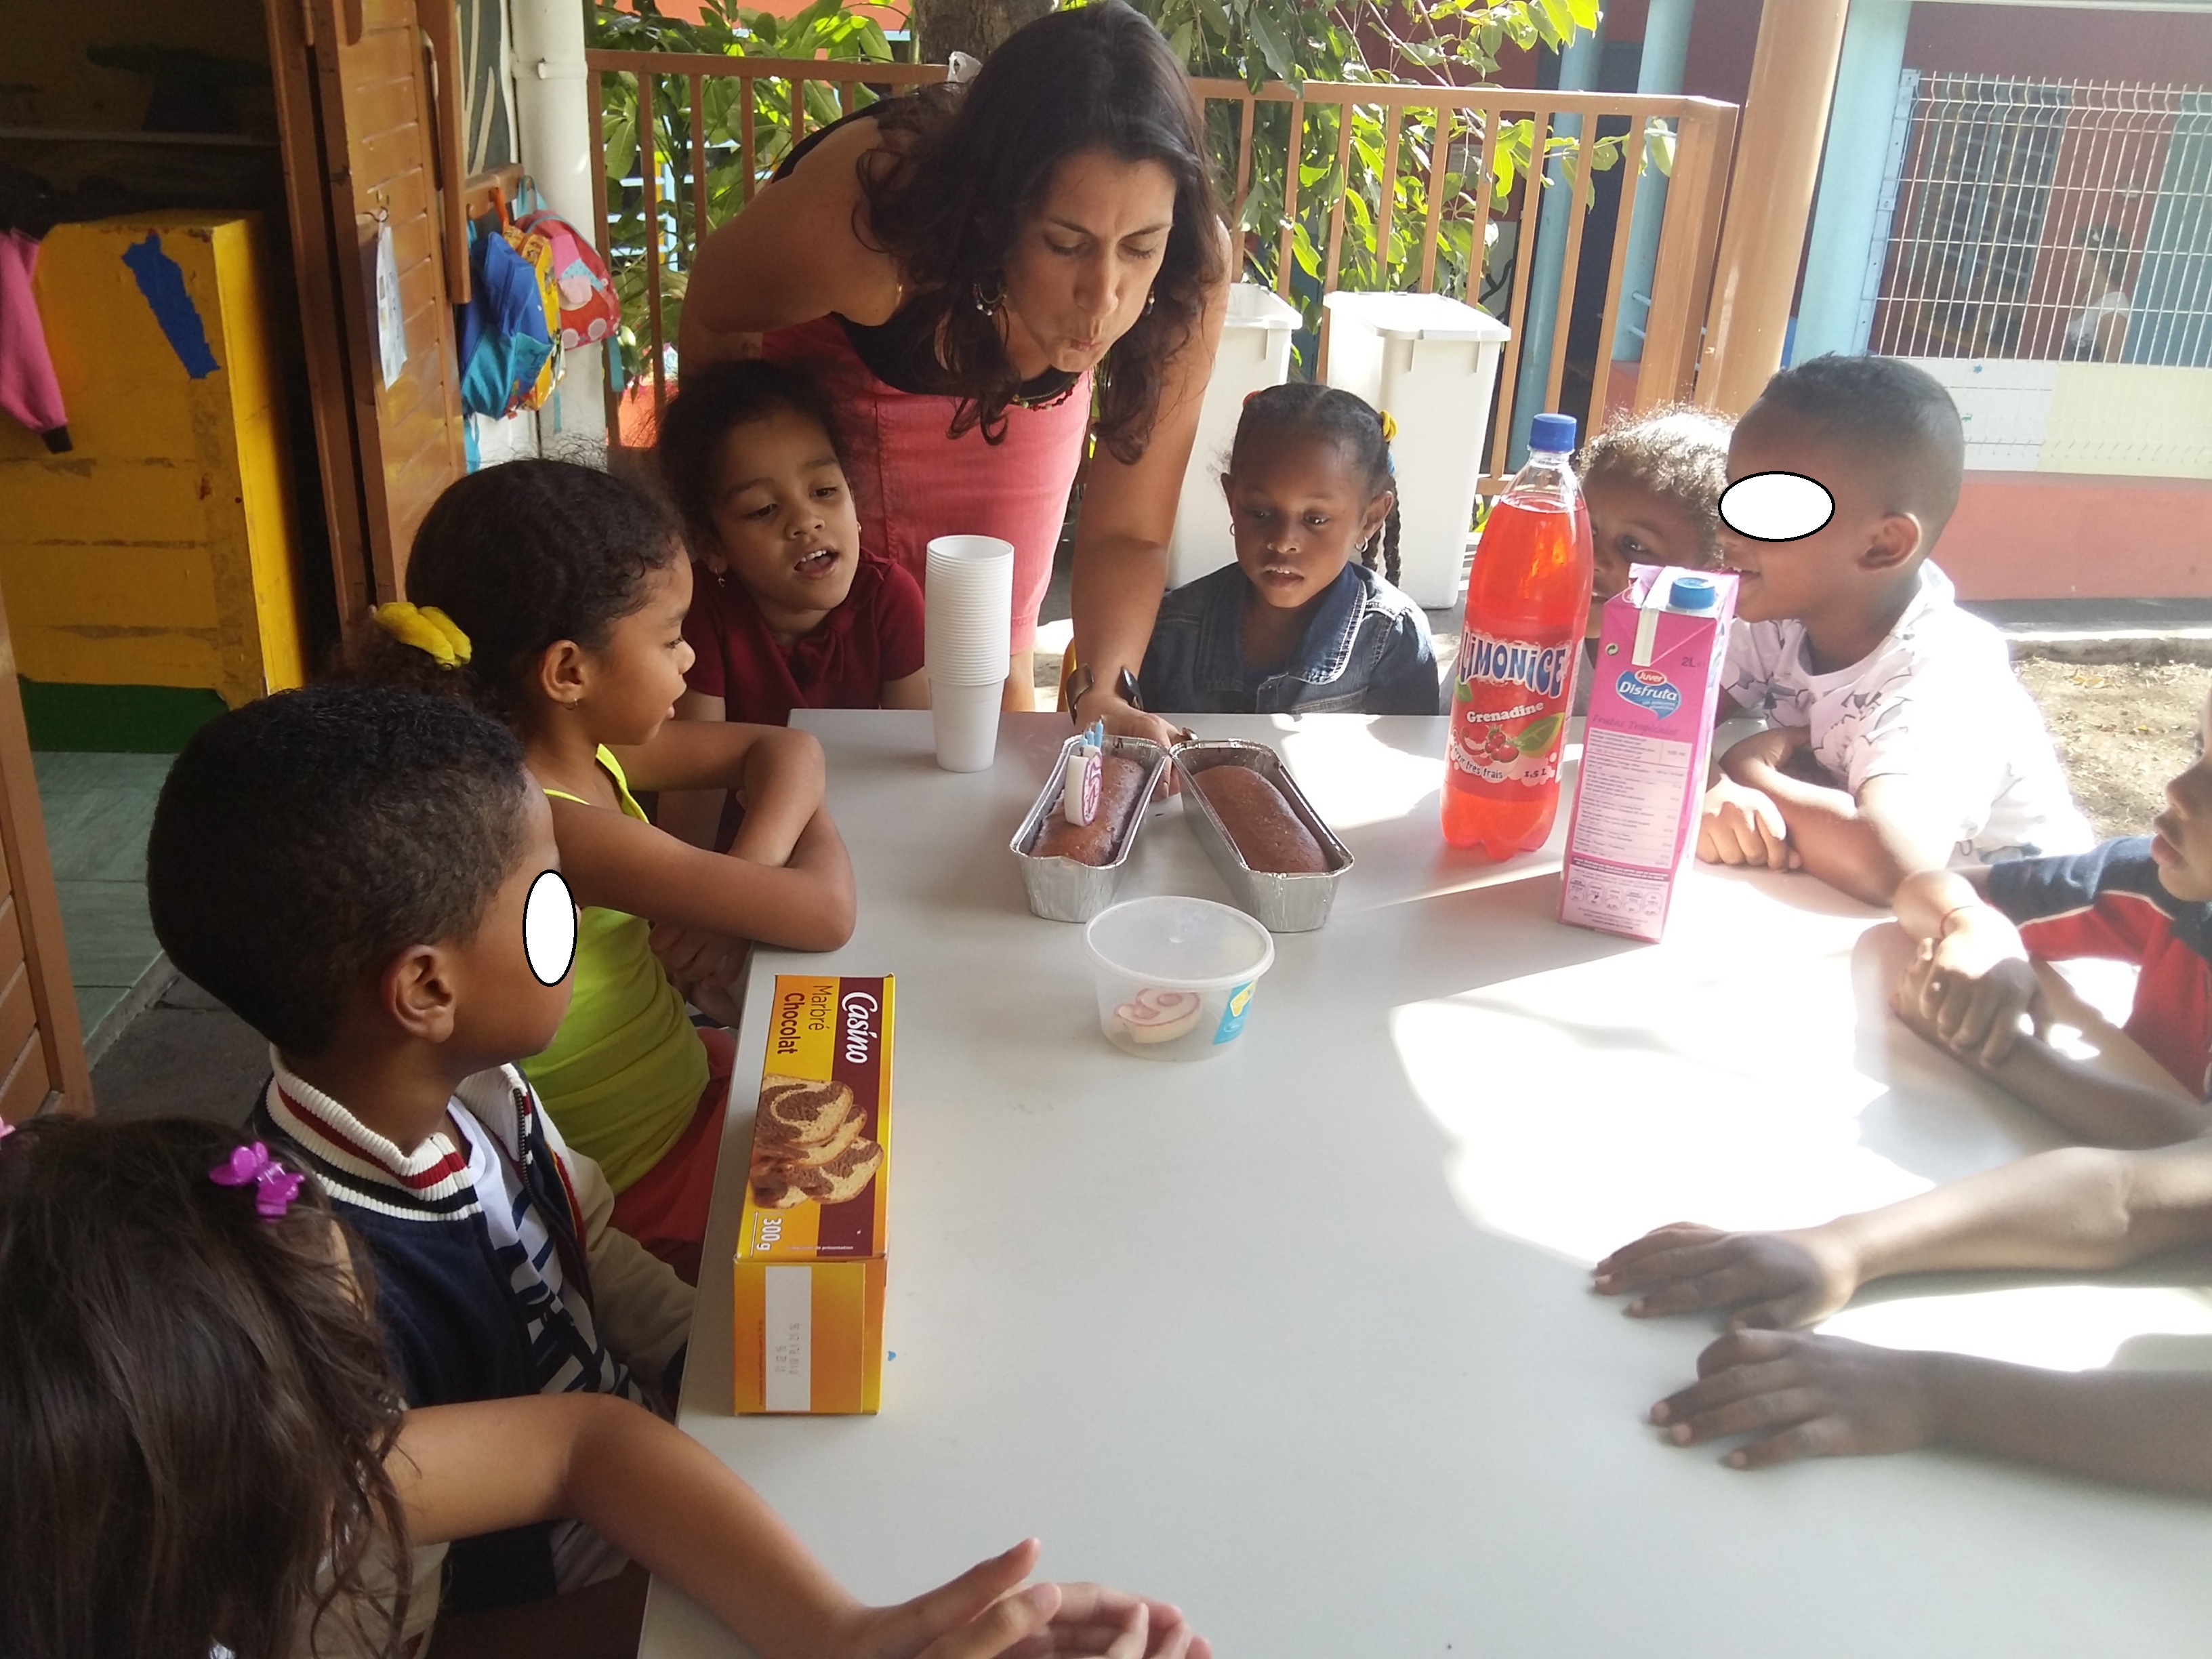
[1595,1137,2212,1326]
[1650,1326,2212,1493]
[618,720,827,867]
[552,794,855,953]
[884,670,930,710]
[1893,953,2210,1146]
[657,690,732,853]
[1714,726,1956,903]
[1697,701,1796,870]
[1891,867,2046,1070]
[394,1393,1206,1659]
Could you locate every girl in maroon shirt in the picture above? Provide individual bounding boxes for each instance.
[655,359,928,849]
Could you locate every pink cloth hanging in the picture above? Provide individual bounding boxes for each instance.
[761,315,1088,656]
[0,230,68,452]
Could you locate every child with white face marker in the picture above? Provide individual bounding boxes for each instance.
[358,461,859,1287]
[1698,354,2089,905]
[139,686,1203,1658]
[146,682,695,1639]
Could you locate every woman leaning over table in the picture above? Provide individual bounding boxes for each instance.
[677,0,1227,731]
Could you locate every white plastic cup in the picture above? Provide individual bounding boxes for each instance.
[1082,895,1275,1061]
[924,605,1012,687]
[932,676,1006,772]
[926,535,1015,680]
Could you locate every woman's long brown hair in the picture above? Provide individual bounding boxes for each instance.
[0,1117,410,1659]
[856,1,1226,462]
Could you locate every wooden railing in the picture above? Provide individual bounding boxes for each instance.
[586,51,1738,491]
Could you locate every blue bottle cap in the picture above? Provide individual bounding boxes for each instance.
[1669,574,1718,611]
[1529,412,1578,453]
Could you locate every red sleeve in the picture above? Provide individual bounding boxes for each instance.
[681,571,727,699]
[874,558,926,685]
[2015,899,2160,966]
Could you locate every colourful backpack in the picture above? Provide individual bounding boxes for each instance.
[516,188,620,350]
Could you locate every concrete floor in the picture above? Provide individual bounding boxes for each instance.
[33,751,171,1054]
[89,972,264,1126]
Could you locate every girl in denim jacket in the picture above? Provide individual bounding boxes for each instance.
[1137,384,1440,716]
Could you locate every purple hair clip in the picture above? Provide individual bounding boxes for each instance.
[209,1141,305,1221]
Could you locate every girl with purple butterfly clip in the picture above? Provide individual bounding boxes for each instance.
[208,1139,306,1217]
[0,1115,1209,1659]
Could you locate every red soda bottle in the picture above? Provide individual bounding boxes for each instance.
[1441,412,1594,857]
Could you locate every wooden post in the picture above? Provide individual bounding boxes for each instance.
[1700,0,1851,414]
[0,581,91,1120]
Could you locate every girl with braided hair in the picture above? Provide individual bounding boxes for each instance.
[1141,387,1433,716]
[1137,382,1440,715]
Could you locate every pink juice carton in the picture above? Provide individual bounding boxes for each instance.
[1558,567,1738,943]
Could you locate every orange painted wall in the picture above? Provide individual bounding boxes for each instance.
[1940,474,2212,601]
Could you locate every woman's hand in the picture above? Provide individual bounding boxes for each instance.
[1593,1222,1863,1329]
[1074,686,1185,750]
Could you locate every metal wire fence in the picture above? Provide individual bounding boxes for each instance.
[1865,74,2212,366]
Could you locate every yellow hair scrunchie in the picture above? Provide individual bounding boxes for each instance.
[1378,410,1399,443]
[373,602,472,669]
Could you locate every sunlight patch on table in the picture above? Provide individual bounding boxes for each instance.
[1272,716,1459,831]
[1387,874,1942,1262]
[1393,976,1927,1266]
[1821,1285,2212,1372]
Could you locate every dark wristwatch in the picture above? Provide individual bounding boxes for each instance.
[1067,665,1143,724]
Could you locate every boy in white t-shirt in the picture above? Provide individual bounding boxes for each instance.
[1699,354,2091,904]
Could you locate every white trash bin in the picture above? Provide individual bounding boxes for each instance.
[1321,291,1511,609]
[1166,283,1303,589]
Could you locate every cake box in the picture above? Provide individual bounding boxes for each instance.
[733,975,893,1414]
[1558,567,1738,943]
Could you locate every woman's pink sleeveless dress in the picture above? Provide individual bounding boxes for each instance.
[761,315,1089,655]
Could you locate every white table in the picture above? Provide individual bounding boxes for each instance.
[642,711,2212,1659]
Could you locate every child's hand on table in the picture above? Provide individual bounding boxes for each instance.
[1649,1329,1938,1469]
[1892,908,2045,1072]
[1593,1223,1862,1329]
[1698,777,1799,871]
[849,1540,1209,1659]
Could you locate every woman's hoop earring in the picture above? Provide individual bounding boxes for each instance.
[972,274,1006,314]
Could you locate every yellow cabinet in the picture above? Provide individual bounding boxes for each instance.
[0,211,308,722]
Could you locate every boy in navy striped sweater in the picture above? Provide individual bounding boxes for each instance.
[147,684,693,1636]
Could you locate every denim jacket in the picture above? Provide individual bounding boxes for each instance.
[1139,561,1443,716]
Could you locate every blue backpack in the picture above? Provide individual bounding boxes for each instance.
[455,221,554,419]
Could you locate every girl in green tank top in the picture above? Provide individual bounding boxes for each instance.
[356,461,856,1262]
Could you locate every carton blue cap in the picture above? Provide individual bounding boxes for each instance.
[1668,574,1718,611]
[1529,412,1577,453]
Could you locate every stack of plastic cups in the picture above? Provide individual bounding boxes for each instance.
[924,535,1015,772]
